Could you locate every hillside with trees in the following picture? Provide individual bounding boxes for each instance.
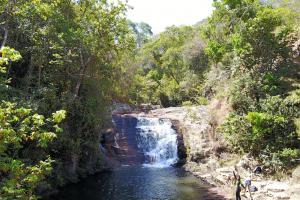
[0,0,299,199]
[129,0,300,173]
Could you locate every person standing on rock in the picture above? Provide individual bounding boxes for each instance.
[244,177,252,199]
[233,171,245,200]
[244,172,253,200]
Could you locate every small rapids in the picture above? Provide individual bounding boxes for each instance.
[135,117,178,168]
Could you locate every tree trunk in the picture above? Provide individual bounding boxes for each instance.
[73,49,90,101]
[38,66,41,88]
[26,56,34,94]
[1,23,8,48]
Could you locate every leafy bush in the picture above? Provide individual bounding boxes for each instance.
[0,102,66,199]
[196,96,209,105]
[278,148,300,166]
[221,113,252,153]
[229,73,259,114]
[222,110,300,170]
[182,101,193,107]
[259,148,300,172]
[0,47,66,199]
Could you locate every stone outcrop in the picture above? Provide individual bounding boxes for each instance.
[290,166,300,200]
[144,106,215,161]
[101,114,145,166]
[140,105,299,200]
[106,102,300,199]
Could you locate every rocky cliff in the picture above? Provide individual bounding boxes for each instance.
[140,103,300,200]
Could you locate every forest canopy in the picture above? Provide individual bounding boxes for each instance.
[0,0,300,199]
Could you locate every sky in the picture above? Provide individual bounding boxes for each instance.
[126,0,214,34]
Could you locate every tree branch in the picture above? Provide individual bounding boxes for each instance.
[73,48,91,100]
[1,12,9,48]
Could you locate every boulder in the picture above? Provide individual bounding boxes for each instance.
[290,165,300,200]
[111,103,133,114]
[292,165,300,182]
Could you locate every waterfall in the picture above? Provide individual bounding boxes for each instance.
[135,117,178,168]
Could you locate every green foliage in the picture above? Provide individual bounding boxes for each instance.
[0,47,22,68]
[222,110,299,171]
[0,47,66,199]
[0,102,65,199]
[207,0,300,171]
[278,148,300,166]
[131,26,209,106]
[221,113,251,153]
[195,96,209,105]
[229,73,259,113]
[52,110,66,124]
[182,101,193,107]
[205,41,225,65]
[0,47,22,85]
[205,0,294,73]
[0,0,135,196]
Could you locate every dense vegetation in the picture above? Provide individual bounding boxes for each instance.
[128,0,300,172]
[207,0,300,172]
[129,25,210,107]
[0,0,299,199]
[0,0,135,199]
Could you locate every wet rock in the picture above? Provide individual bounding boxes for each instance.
[101,115,145,165]
[111,103,133,114]
[137,105,296,200]
[171,120,187,165]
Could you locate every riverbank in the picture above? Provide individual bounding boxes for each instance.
[186,157,300,200]
[135,105,300,200]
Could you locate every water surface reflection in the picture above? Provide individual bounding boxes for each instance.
[51,166,212,200]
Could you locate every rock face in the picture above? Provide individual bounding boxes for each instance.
[140,105,299,200]
[290,166,300,200]
[111,103,133,115]
[143,106,224,178]
[102,113,183,166]
[146,106,214,161]
[104,104,299,199]
[102,114,145,165]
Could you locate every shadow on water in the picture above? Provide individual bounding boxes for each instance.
[48,115,228,200]
[48,165,228,200]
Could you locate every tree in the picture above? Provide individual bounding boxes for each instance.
[0,46,66,199]
[132,25,209,106]
[129,21,153,48]
[0,0,136,193]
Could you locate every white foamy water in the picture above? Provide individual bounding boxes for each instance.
[135,117,178,168]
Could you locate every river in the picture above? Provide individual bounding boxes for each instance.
[49,115,226,200]
[51,166,212,200]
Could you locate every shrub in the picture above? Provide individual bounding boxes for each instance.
[0,102,66,199]
[229,74,259,114]
[196,96,209,105]
[221,113,252,153]
[221,111,300,171]
[182,100,193,107]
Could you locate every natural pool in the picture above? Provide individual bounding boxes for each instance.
[50,165,215,200]
[49,115,227,200]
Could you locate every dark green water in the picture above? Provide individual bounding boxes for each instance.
[50,166,225,200]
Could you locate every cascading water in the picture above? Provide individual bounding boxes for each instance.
[135,117,178,167]
[53,115,210,200]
